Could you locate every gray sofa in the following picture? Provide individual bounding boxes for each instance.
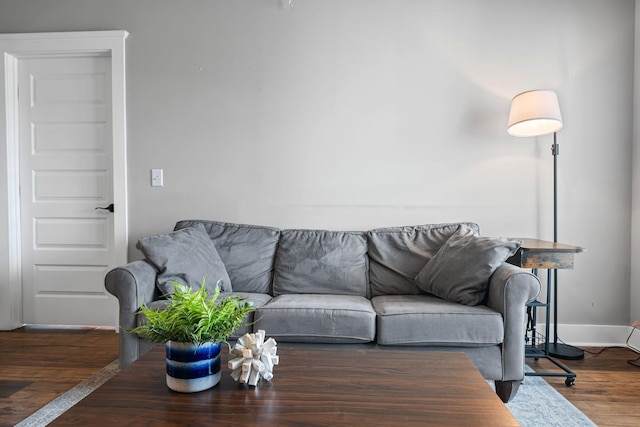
[105,220,540,402]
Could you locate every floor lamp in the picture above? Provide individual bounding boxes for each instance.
[507,89,584,360]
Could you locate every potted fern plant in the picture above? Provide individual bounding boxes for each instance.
[129,278,254,393]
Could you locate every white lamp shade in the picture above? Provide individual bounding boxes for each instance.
[507,90,563,137]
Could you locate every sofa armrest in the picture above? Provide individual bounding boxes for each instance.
[105,260,158,317]
[486,262,541,381]
[105,260,158,368]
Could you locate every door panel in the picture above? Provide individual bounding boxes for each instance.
[34,122,107,152]
[19,55,116,326]
[34,266,109,294]
[34,170,107,200]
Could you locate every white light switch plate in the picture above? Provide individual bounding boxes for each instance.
[151,169,163,187]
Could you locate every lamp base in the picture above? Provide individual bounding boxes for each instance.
[548,343,584,360]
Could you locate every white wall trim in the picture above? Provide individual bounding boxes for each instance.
[631,0,640,327]
[0,31,129,330]
[538,323,638,348]
[0,53,22,330]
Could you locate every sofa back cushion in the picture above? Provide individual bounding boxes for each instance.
[175,220,280,294]
[273,229,369,297]
[367,223,480,297]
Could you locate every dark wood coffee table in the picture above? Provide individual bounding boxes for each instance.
[51,346,519,426]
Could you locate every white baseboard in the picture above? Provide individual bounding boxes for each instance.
[537,323,638,348]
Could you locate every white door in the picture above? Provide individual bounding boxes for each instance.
[18,54,117,326]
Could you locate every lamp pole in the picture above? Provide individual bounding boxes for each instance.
[548,133,584,360]
[553,133,558,244]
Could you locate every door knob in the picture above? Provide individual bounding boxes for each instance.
[95,203,114,213]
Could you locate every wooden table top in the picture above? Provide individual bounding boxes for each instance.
[51,346,518,427]
[512,238,586,253]
[508,238,586,270]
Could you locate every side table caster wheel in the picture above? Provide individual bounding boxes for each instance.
[565,377,575,387]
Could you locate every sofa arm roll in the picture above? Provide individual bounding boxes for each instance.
[486,262,541,381]
[105,260,158,368]
[105,260,157,327]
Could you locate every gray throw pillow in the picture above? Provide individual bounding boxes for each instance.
[136,223,232,295]
[414,224,521,306]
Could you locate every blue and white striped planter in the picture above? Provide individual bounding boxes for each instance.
[165,341,221,393]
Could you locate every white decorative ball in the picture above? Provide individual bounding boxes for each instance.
[228,330,279,386]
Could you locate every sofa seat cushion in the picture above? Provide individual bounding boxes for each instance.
[372,295,503,346]
[231,292,273,308]
[255,294,376,343]
[228,292,273,338]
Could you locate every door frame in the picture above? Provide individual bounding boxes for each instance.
[0,31,129,329]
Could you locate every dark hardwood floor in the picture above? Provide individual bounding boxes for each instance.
[1,327,639,426]
[0,326,119,427]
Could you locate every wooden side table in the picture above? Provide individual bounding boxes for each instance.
[507,238,586,386]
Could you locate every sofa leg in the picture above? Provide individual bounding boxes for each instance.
[494,380,520,403]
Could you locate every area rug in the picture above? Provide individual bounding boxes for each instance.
[502,366,597,427]
[17,361,595,426]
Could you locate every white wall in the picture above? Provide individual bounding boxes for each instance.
[0,0,635,330]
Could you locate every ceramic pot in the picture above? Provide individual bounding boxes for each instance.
[165,341,221,393]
